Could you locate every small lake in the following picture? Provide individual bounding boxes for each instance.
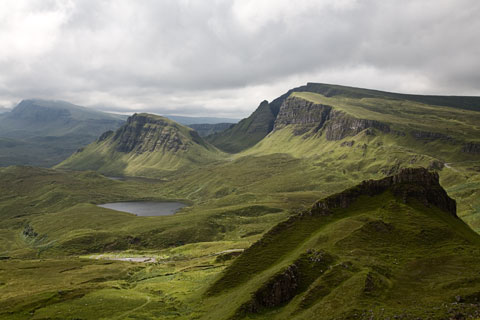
[98,201,186,216]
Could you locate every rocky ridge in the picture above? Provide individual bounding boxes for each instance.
[229,168,457,317]
[311,167,456,217]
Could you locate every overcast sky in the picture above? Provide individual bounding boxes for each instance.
[0,0,479,118]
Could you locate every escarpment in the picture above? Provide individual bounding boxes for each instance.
[273,96,390,139]
[112,113,193,154]
[311,167,456,217]
[273,97,332,135]
[462,142,480,154]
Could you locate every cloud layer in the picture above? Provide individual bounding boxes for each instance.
[1,0,479,117]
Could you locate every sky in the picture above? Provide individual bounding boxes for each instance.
[0,0,479,118]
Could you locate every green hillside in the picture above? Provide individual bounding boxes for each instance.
[0,99,125,167]
[204,168,480,319]
[56,113,225,177]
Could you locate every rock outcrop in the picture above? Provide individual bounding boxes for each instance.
[462,142,480,154]
[323,109,390,140]
[112,114,191,154]
[411,130,455,142]
[311,167,456,217]
[242,264,300,313]
[273,96,390,140]
[273,97,331,135]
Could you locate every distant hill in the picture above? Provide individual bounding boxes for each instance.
[0,99,125,167]
[206,168,480,319]
[208,83,480,153]
[188,123,234,137]
[56,113,224,177]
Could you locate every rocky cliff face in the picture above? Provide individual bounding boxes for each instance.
[323,109,390,140]
[112,113,197,154]
[241,264,300,313]
[311,167,456,217]
[273,97,331,135]
[462,142,480,154]
[274,96,390,140]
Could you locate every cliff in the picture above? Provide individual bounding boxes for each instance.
[273,96,390,140]
[310,167,456,217]
[112,113,202,154]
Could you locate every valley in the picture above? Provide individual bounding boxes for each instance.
[1,83,480,319]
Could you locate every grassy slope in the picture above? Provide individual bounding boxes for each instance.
[300,82,480,112]
[0,165,294,319]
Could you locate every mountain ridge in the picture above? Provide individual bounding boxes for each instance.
[207,82,480,153]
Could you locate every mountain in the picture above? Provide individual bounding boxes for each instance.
[161,115,239,125]
[207,83,480,153]
[56,113,223,177]
[0,99,125,167]
[188,123,234,137]
[205,168,480,319]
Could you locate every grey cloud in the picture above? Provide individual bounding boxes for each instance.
[0,0,479,118]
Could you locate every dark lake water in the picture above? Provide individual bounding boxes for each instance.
[98,201,186,216]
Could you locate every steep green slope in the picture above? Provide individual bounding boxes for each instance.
[0,99,125,167]
[204,168,480,319]
[206,101,279,153]
[56,113,225,177]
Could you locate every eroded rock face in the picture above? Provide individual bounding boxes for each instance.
[241,264,299,313]
[411,130,455,142]
[462,142,480,154]
[112,114,188,154]
[274,97,331,135]
[311,167,456,217]
[274,96,390,140]
[324,109,390,140]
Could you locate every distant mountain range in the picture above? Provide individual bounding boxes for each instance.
[0,99,125,167]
